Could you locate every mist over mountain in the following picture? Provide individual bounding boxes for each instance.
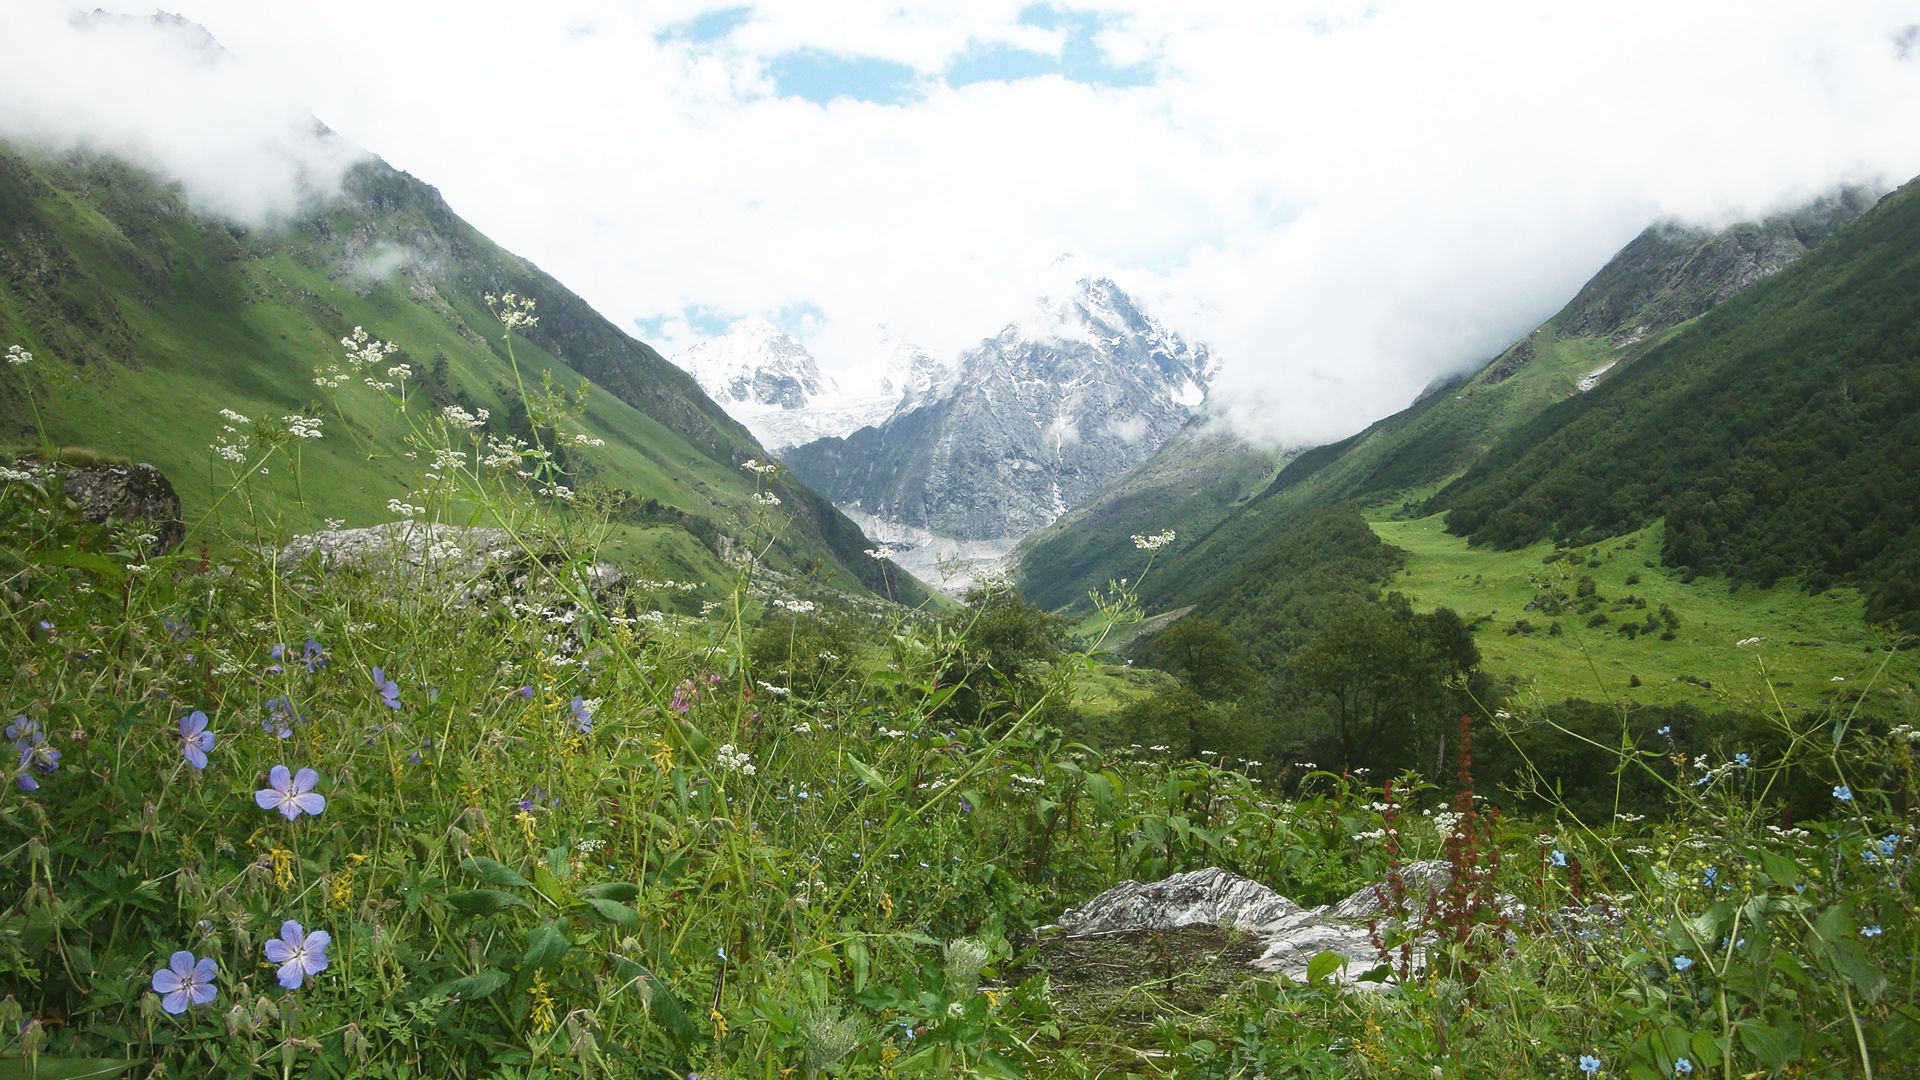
[781,277,1212,587]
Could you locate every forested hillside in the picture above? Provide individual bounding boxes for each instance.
[1437,180,1920,632]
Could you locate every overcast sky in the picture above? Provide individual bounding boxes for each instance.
[4,1,1919,447]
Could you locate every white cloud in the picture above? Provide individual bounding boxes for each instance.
[6,1,1919,448]
[0,7,365,224]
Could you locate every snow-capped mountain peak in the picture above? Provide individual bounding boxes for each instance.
[675,319,831,410]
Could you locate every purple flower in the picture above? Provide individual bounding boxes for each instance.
[569,696,593,734]
[371,666,401,711]
[151,950,218,1014]
[302,638,326,674]
[262,697,299,740]
[267,643,285,675]
[263,920,330,990]
[11,718,58,792]
[255,765,325,820]
[516,685,534,699]
[178,711,214,770]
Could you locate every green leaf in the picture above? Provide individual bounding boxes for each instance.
[533,864,567,904]
[445,889,530,916]
[1737,1020,1790,1070]
[585,897,640,931]
[521,920,571,970]
[1758,850,1798,889]
[581,881,640,902]
[1305,949,1345,986]
[460,857,532,890]
[0,1059,137,1080]
[430,969,510,1002]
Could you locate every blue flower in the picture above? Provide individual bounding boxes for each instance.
[1657,725,1672,737]
[1551,849,1567,868]
[262,697,300,740]
[569,696,593,734]
[267,643,285,674]
[263,920,330,990]
[9,717,58,792]
[178,711,214,770]
[301,637,326,674]
[151,951,218,1014]
[1672,954,1693,972]
[1877,835,1898,857]
[1702,867,1718,888]
[371,666,401,710]
[1733,752,1750,767]
[1833,785,1853,802]
[255,765,325,820]
[1862,924,1883,938]
[1579,1054,1602,1075]
[1674,1058,1693,1075]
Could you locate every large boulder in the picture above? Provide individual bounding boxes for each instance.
[56,461,184,554]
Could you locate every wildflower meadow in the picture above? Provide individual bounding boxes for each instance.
[0,304,1914,1078]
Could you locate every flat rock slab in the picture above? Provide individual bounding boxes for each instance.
[1043,864,1454,987]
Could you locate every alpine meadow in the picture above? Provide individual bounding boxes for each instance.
[2,6,1918,1079]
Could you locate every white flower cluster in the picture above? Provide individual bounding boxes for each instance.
[480,433,532,470]
[739,458,780,477]
[1736,636,1765,647]
[1010,774,1045,788]
[569,432,605,447]
[211,408,254,463]
[0,465,39,483]
[714,743,756,775]
[1131,530,1177,551]
[772,598,816,614]
[1890,724,1920,744]
[5,344,30,367]
[386,498,425,518]
[864,548,889,560]
[283,415,324,440]
[632,577,700,593]
[485,291,539,331]
[442,405,490,431]
[753,492,782,507]
[756,681,791,696]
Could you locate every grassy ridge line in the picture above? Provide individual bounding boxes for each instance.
[1369,513,1917,712]
[0,145,924,601]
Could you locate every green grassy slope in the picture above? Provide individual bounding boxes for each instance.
[1370,513,1915,711]
[0,144,926,602]
[1013,425,1286,611]
[1436,179,1920,633]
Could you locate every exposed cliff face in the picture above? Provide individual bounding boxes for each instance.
[783,278,1213,547]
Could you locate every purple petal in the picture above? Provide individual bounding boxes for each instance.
[189,981,217,1007]
[292,767,318,793]
[16,773,37,792]
[278,799,303,821]
[192,731,214,752]
[152,968,184,994]
[293,792,326,817]
[192,956,218,982]
[161,989,189,1015]
[264,939,293,964]
[184,745,207,770]
[268,764,292,792]
[254,788,280,811]
[280,919,305,944]
[305,930,331,959]
[170,950,197,976]
[179,713,204,737]
[277,960,306,990]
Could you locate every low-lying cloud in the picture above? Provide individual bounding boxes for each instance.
[0,7,364,225]
[6,2,1919,450]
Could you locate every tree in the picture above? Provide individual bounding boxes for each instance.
[1136,616,1256,700]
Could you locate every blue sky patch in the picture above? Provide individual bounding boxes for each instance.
[656,6,752,45]
[766,48,922,105]
[950,4,1155,89]
[634,307,734,343]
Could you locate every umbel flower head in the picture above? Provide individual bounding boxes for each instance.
[255,765,325,820]
[151,951,218,1014]
[263,920,330,990]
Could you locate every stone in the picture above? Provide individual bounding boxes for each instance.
[56,462,184,554]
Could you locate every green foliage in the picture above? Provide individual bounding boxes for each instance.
[1438,179,1920,633]
[932,585,1073,728]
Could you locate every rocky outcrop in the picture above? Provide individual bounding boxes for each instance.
[1043,864,1459,987]
[55,461,183,553]
[277,523,624,608]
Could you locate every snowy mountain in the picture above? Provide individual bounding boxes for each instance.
[670,320,917,450]
[782,278,1214,587]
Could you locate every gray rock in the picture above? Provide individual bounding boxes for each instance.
[277,522,625,605]
[56,462,184,554]
[1046,863,1473,987]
